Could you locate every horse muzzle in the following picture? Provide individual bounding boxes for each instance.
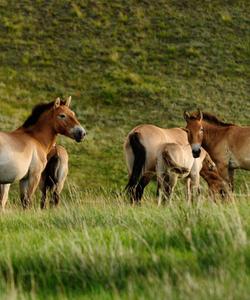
[71,126,86,142]
[192,149,201,158]
[191,144,201,158]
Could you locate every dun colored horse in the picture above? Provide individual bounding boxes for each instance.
[124,124,228,203]
[40,145,68,209]
[156,143,229,204]
[0,97,85,210]
[183,110,249,190]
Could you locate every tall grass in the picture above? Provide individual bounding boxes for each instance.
[1,189,250,299]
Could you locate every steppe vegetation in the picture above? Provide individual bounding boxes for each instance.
[0,1,249,298]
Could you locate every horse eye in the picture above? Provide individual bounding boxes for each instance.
[58,114,66,119]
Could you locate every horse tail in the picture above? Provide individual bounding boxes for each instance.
[125,132,146,191]
[44,153,60,189]
[162,150,189,175]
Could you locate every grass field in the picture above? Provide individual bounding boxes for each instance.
[1,193,250,299]
[0,0,250,299]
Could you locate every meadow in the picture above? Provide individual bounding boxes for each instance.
[0,0,250,299]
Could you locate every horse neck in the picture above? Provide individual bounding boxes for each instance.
[21,119,57,153]
[201,169,219,186]
[202,122,229,151]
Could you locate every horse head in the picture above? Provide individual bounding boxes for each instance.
[183,109,204,158]
[53,97,86,142]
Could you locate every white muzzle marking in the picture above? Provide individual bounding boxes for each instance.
[192,143,201,152]
[70,125,86,142]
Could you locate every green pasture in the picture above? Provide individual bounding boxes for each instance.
[0,0,250,299]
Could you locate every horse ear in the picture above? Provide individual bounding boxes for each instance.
[54,97,61,108]
[183,111,190,121]
[197,109,203,121]
[66,96,71,107]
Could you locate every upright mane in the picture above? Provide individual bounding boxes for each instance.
[202,112,234,127]
[22,100,66,128]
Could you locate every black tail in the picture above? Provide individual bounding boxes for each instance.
[125,132,146,191]
[44,154,60,190]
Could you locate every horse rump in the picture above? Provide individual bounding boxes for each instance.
[43,154,60,190]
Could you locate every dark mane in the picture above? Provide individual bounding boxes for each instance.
[202,112,234,127]
[22,100,66,128]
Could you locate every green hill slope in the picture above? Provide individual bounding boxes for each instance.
[0,0,249,191]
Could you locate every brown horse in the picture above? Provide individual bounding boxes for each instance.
[183,110,249,190]
[40,145,68,209]
[124,124,229,203]
[0,97,85,210]
[200,152,230,199]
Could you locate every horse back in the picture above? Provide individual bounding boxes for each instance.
[125,125,188,172]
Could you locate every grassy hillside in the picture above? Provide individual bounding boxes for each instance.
[0,0,249,192]
[0,1,250,299]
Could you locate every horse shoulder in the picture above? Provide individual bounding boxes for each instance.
[30,142,48,172]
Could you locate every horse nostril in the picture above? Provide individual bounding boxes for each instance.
[73,128,85,142]
[192,149,201,158]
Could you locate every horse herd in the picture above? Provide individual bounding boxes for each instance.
[0,99,247,210]
[125,118,228,205]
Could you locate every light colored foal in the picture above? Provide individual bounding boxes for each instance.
[156,143,207,205]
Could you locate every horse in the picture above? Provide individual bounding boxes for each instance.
[156,143,229,205]
[183,110,250,191]
[124,124,229,203]
[199,152,230,199]
[40,145,68,209]
[0,96,85,210]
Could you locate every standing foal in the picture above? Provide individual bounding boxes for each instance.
[156,143,229,204]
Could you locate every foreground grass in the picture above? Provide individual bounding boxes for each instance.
[1,190,250,299]
[0,0,249,189]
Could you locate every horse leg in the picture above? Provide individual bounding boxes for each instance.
[160,173,177,205]
[19,172,41,209]
[216,163,232,190]
[190,174,200,203]
[134,174,152,204]
[0,184,10,211]
[52,190,60,206]
[157,173,165,206]
[40,186,47,209]
[186,177,192,203]
[156,181,160,197]
[228,168,235,191]
[39,174,47,209]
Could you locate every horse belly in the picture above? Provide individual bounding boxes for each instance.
[0,153,30,183]
[236,157,250,170]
